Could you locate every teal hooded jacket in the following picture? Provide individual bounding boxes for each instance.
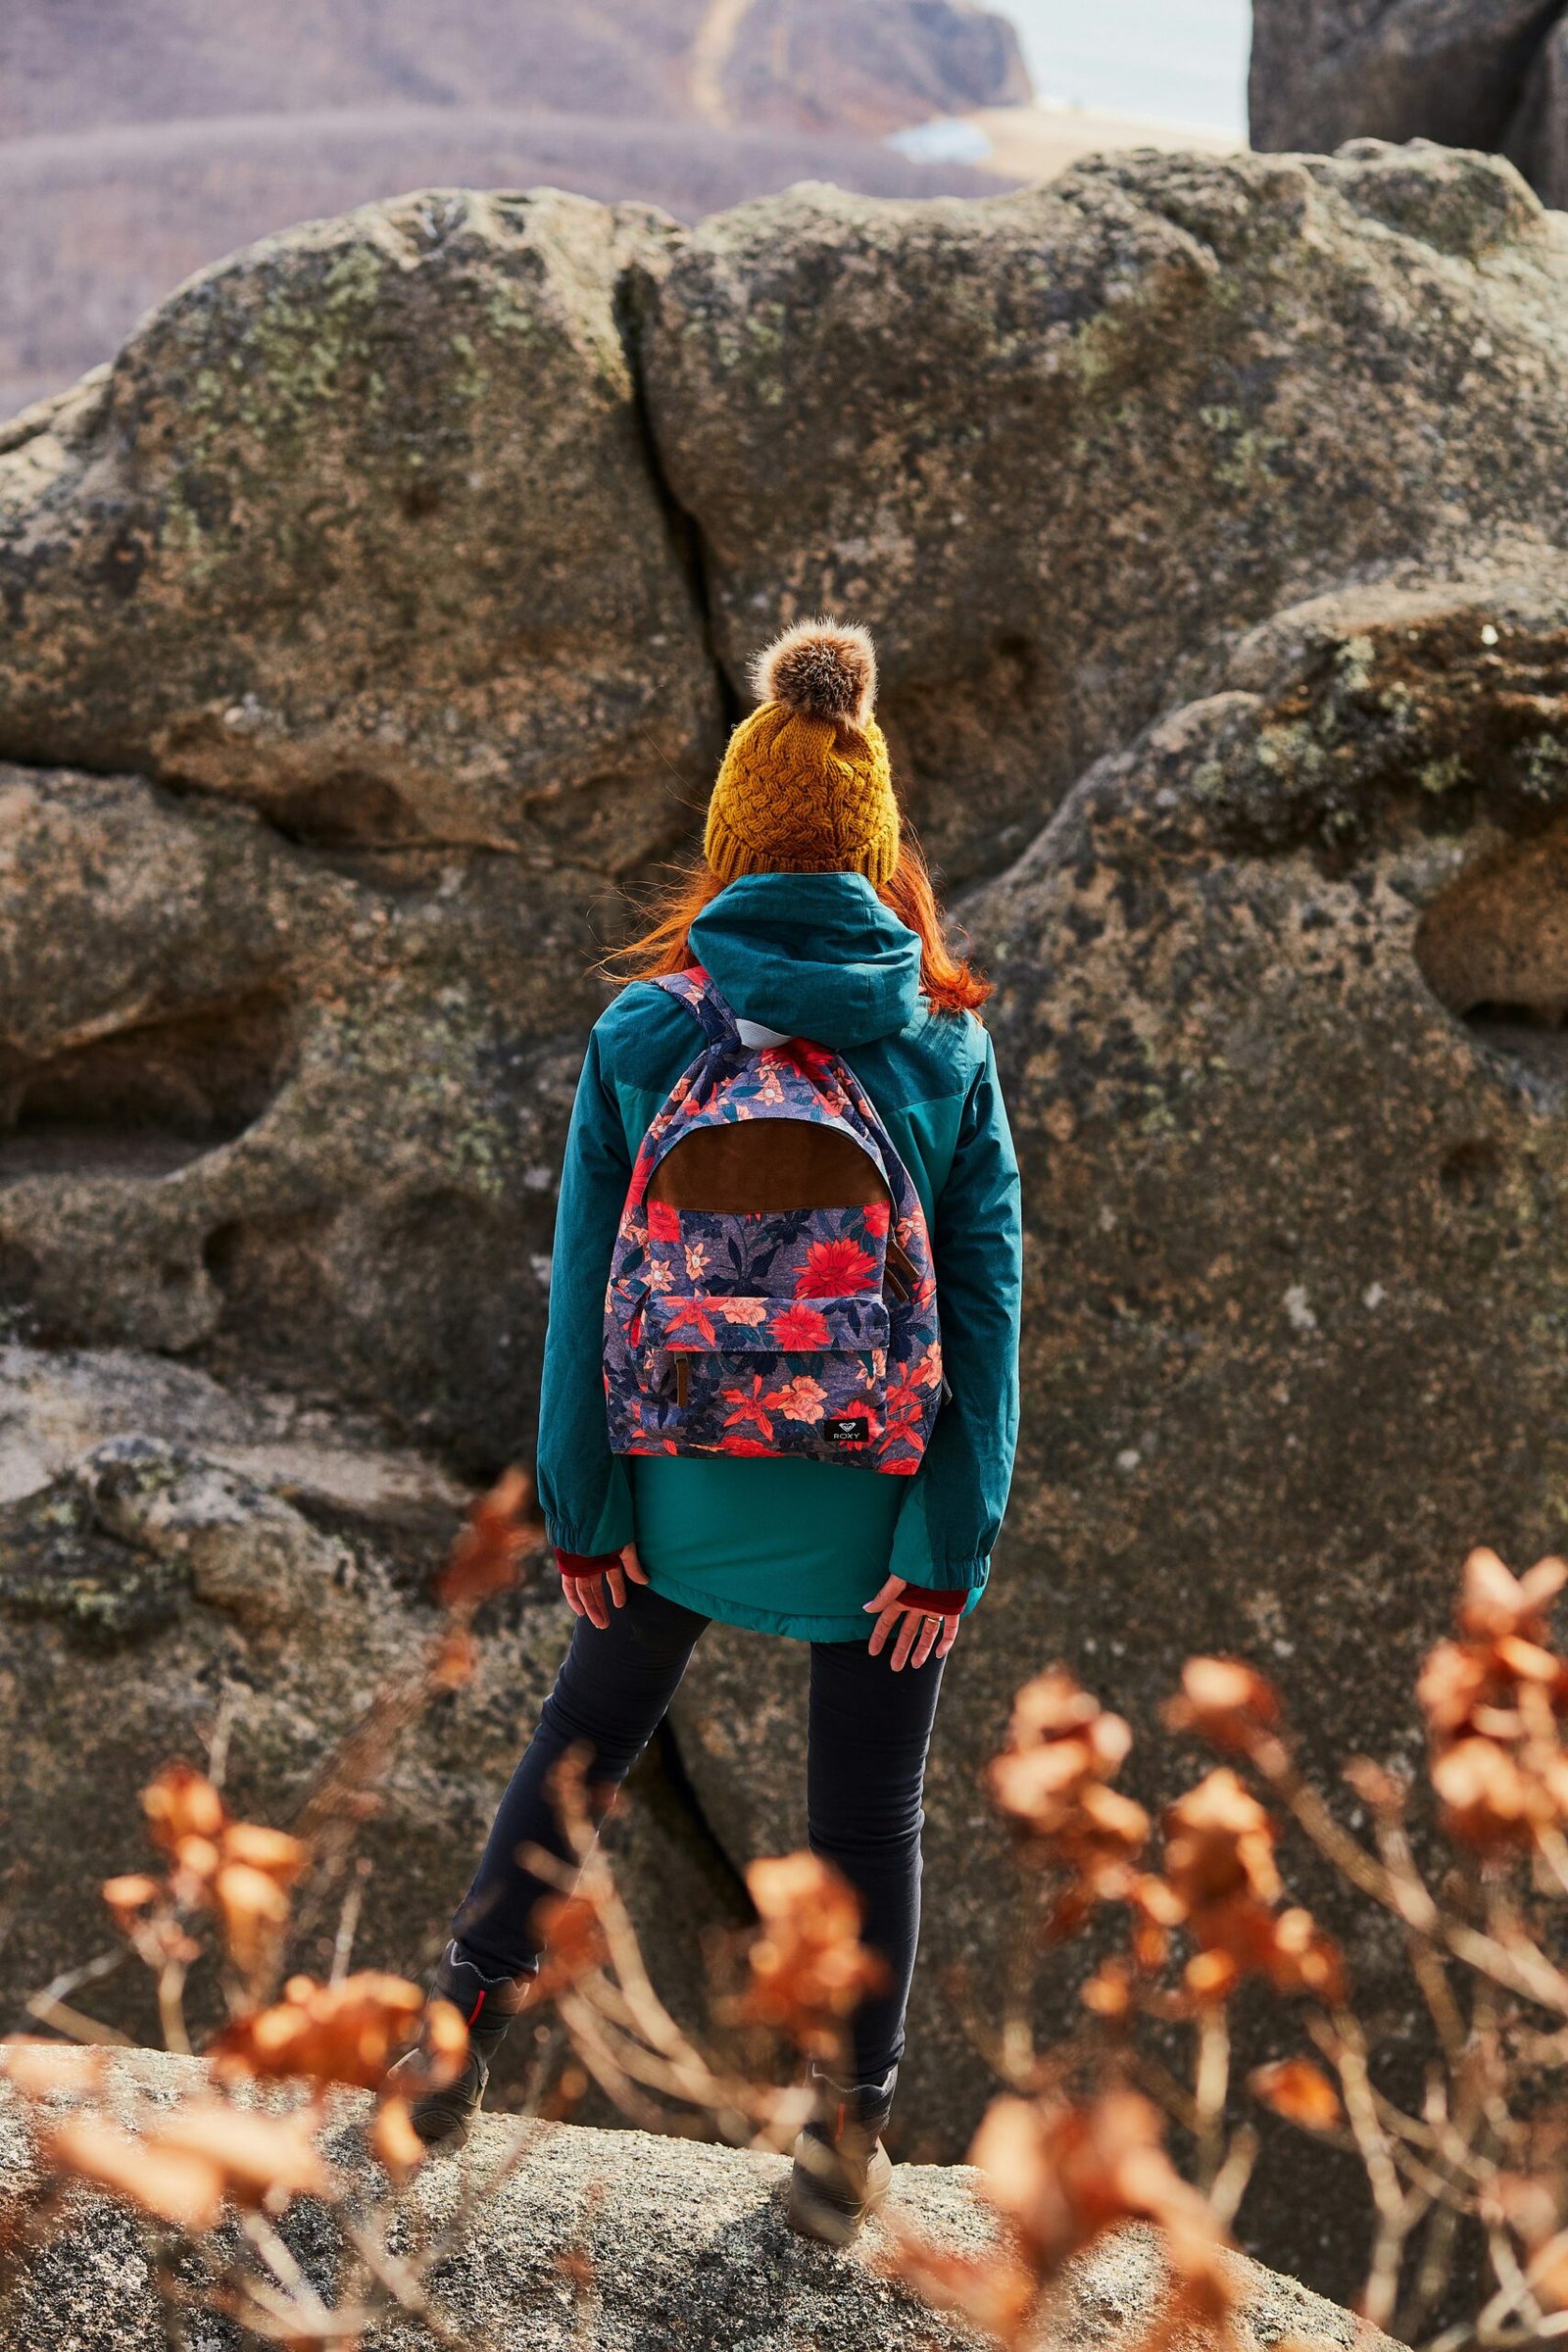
[536,872,1022,1642]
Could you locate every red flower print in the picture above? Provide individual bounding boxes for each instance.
[884,1361,937,1431]
[663,1298,718,1346]
[794,1238,877,1298]
[763,1376,828,1424]
[722,1436,775,1456]
[648,1199,680,1245]
[720,1376,775,1440]
[861,1200,890,1239]
[770,1301,833,1350]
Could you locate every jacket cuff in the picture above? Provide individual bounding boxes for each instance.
[555,1547,624,1580]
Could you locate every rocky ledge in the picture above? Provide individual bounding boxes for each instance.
[0,2047,1387,2352]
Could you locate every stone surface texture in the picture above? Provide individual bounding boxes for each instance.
[1,142,1567,2301]
[0,2047,1392,2352]
[643,148,1561,883]
[1250,0,1568,206]
[0,1348,745,2113]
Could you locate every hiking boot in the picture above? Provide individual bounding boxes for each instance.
[787,2068,897,2247]
[388,1942,534,2148]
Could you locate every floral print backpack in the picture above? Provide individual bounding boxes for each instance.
[604,968,943,1474]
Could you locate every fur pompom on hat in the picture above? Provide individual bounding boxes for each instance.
[705,617,899,888]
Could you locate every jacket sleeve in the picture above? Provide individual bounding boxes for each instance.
[889,1026,1021,1594]
[535,1024,637,1557]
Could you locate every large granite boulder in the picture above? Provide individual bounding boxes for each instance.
[0,187,718,858]
[0,757,609,1463]
[0,2049,1384,2352]
[644,145,1560,883]
[0,189,728,1461]
[1250,0,1568,207]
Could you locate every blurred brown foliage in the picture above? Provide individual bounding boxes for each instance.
[5,1523,1568,2349]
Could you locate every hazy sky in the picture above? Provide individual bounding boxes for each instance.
[998,0,1250,132]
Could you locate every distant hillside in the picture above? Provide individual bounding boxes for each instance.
[0,0,1029,417]
[0,0,1028,140]
[0,107,1013,416]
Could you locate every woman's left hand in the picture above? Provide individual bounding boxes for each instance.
[863,1575,962,1670]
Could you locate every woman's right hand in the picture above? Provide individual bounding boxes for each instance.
[863,1574,963,1669]
[558,1544,649,1629]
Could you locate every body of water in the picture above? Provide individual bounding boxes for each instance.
[997,0,1250,133]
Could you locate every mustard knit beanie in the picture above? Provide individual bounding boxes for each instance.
[704,617,900,888]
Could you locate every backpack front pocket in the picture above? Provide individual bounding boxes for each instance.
[640,1293,891,1460]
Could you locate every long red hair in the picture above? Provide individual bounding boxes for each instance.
[602,834,992,1016]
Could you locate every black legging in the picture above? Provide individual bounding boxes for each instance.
[451,1580,946,2087]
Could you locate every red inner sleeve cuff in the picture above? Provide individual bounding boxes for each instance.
[555,1548,624,1580]
[897,1583,967,1613]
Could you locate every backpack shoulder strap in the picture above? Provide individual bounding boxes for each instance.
[653,965,742,1051]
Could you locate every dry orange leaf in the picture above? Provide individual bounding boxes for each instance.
[101,1875,161,1929]
[1184,1948,1239,2006]
[1459,1547,1566,1642]
[970,2086,1229,2287]
[214,1971,427,2090]
[220,1824,308,1886]
[48,2114,224,2232]
[0,2039,108,2099]
[884,2230,1039,2351]
[1163,1770,1282,1911]
[372,2093,427,2178]
[1166,1656,1281,1752]
[738,1852,886,2054]
[429,1626,480,1690]
[1249,2057,1344,2131]
[435,1468,535,1609]
[148,2099,328,2212]
[1081,1960,1134,2019]
[214,1861,293,1976]
[142,1763,226,1853]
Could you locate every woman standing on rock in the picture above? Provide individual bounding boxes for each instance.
[399,619,1021,2244]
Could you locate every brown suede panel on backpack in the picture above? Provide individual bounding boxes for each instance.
[647,1120,892,1214]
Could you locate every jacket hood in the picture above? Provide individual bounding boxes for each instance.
[688,871,922,1052]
